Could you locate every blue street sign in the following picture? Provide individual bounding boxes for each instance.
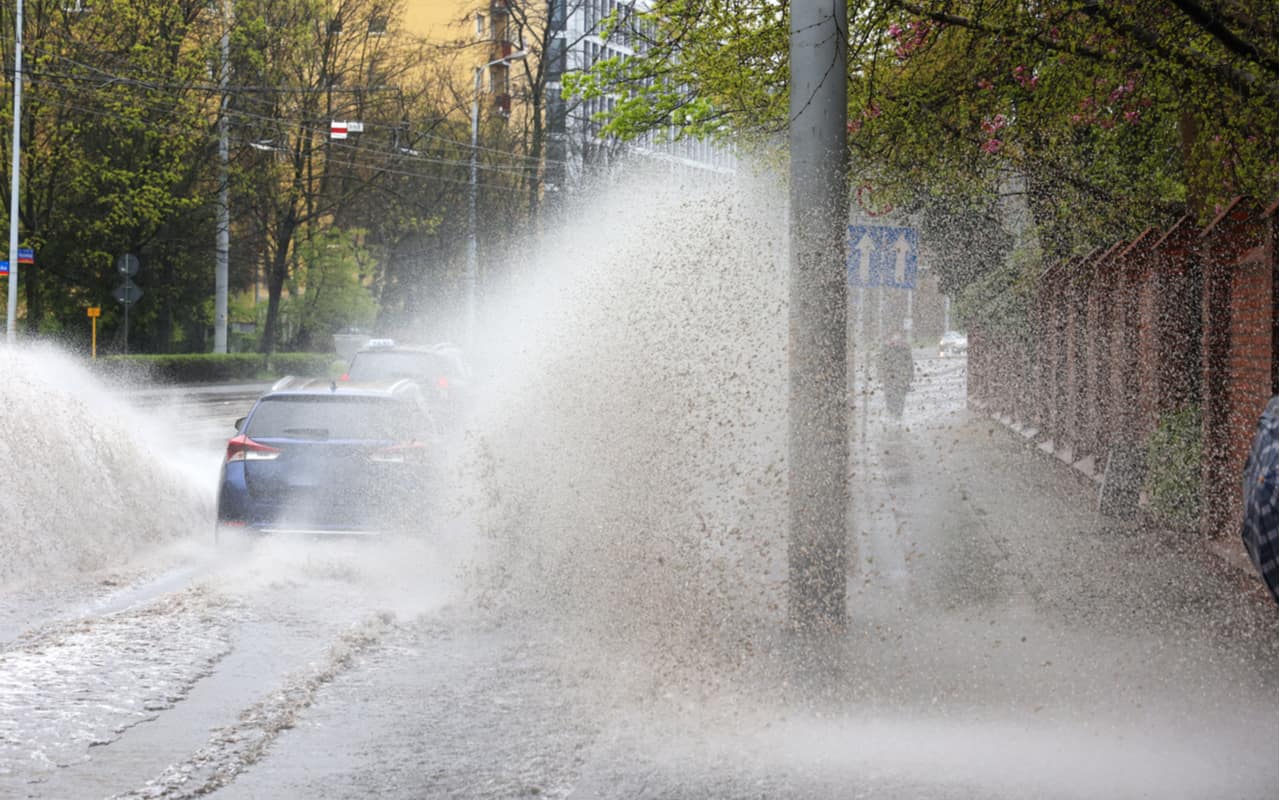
[0,248,34,275]
[847,225,919,289]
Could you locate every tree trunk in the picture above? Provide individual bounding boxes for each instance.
[259,219,296,354]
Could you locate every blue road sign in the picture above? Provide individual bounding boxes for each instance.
[0,248,34,275]
[847,225,919,289]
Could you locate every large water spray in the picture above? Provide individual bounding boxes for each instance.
[0,345,213,585]
[450,167,797,695]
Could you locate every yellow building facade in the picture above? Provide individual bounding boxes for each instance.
[403,1,523,117]
[402,2,474,43]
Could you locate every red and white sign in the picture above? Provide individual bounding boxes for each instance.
[330,121,348,140]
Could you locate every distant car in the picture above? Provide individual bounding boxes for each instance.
[341,340,472,425]
[938,331,968,358]
[215,377,441,538]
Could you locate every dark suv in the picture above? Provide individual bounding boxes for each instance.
[341,340,471,426]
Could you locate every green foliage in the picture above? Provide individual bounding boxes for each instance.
[284,228,379,349]
[1144,406,1203,529]
[226,0,434,353]
[1,0,217,343]
[95,354,267,384]
[572,0,1276,291]
[0,0,461,355]
[561,1,788,145]
[955,239,1040,341]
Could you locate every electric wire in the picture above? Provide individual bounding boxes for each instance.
[20,54,568,168]
[21,91,532,195]
[26,76,549,187]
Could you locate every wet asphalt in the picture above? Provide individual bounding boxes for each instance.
[1,356,1273,799]
[211,357,1278,798]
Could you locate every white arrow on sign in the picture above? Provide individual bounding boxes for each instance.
[855,235,875,286]
[892,235,911,284]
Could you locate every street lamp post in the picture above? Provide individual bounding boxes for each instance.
[466,50,526,346]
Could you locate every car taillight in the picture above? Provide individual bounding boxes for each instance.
[369,441,430,463]
[225,434,282,463]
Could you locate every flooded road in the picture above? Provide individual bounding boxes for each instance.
[0,352,1272,799]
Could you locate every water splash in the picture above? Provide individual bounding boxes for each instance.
[0,344,213,585]
[447,167,795,696]
[437,164,1274,798]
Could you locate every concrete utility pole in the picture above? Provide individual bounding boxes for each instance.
[788,0,850,632]
[466,65,482,348]
[6,0,23,344]
[214,0,230,354]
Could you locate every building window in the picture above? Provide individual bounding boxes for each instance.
[475,12,486,38]
[368,16,387,36]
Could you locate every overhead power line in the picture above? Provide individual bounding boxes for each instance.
[25,92,540,195]
[21,60,567,169]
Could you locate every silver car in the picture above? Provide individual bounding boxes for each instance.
[938,330,968,358]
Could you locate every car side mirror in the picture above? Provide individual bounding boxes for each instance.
[234,416,246,431]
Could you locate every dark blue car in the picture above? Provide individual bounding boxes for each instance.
[215,378,441,539]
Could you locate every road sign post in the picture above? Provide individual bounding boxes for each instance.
[113,254,141,355]
[87,306,100,358]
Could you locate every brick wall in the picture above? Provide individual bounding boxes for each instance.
[1200,199,1275,537]
[968,198,1277,541]
[1220,205,1277,531]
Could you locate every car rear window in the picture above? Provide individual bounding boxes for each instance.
[347,351,447,382]
[246,396,434,441]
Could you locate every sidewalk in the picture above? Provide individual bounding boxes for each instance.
[852,360,1278,622]
[969,396,1268,589]
[548,358,1279,799]
[829,365,1277,797]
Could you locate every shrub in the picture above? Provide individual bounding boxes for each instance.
[93,352,335,384]
[266,353,339,378]
[1144,405,1202,529]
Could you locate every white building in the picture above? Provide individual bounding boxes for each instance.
[544,0,736,195]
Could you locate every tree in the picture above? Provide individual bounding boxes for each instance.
[2,0,526,352]
[226,0,420,353]
[1,0,219,347]
[285,226,377,348]
[846,0,1276,257]
[568,0,1277,285]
